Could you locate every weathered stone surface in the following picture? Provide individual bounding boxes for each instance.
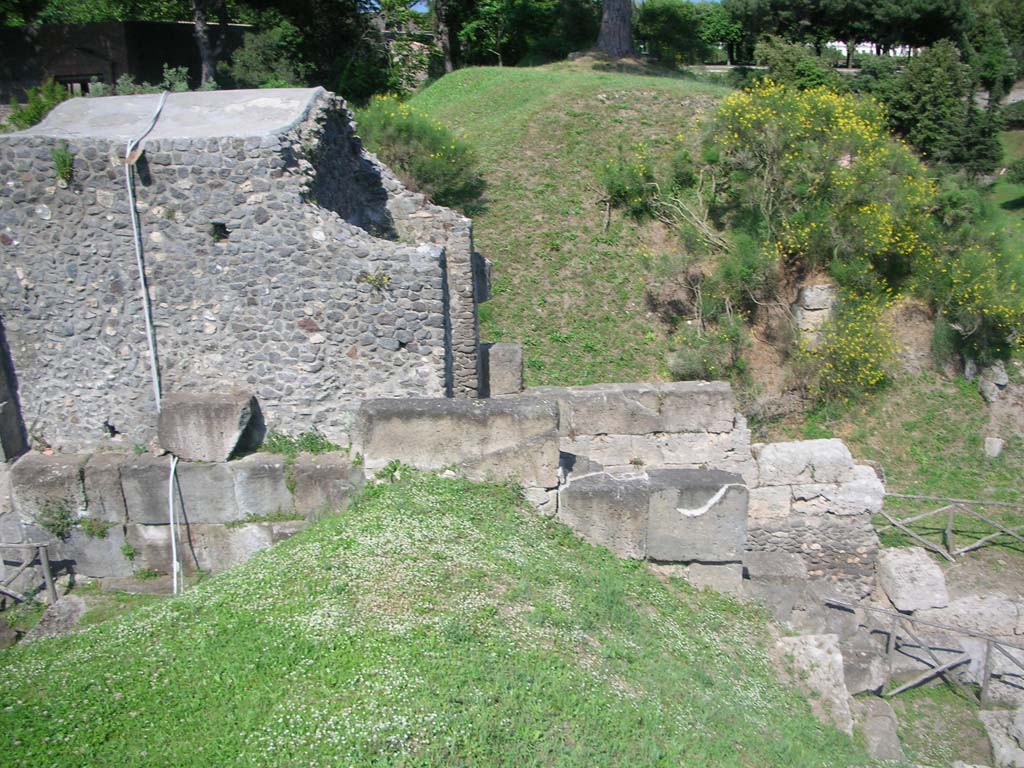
[189,523,275,573]
[173,461,240,524]
[291,453,362,517]
[56,524,133,578]
[877,547,949,612]
[532,381,735,436]
[917,594,1020,637]
[0,616,16,648]
[857,697,904,762]
[23,595,86,643]
[158,392,265,463]
[980,361,1011,404]
[979,710,1024,768]
[125,522,279,575]
[756,439,855,486]
[483,342,523,396]
[557,472,649,559]
[10,452,88,533]
[775,633,854,735]
[354,397,560,489]
[558,468,747,563]
[742,551,808,622]
[841,635,888,694]
[684,562,743,595]
[82,454,127,523]
[120,455,173,525]
[1012,707,1023,749]
[748,485,791,521]
[229,454,292,518]
[986,437,1006,458]
[645,469,747,562]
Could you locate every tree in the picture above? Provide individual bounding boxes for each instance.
[191,0,228,86]
[458,0,514,65]
[596,0,632,57]
[696,2,744,65]
[635,0,705,65]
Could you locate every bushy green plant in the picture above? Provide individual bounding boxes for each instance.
[1004,101,1024,129]
[753,37,843,91]
[219,21,308,89]
[1008,158,1024,185]
[7,79,70,130]
[802,299,897,404]
[51,141,73,183]
[80,518,112,539]
[599,142,656,218]
[35,499,75,540]
[357,95,486,214]
[668,316,748,381]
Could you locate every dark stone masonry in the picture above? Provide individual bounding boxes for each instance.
[0,88,486,453]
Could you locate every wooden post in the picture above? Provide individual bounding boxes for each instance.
[945,506,956,557]
[980,639,994,707]
[885,615,900,687]
[38,545,57,604]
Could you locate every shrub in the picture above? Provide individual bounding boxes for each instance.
[219,21,308,89]
[803,299,897,404]
[51,141,73,184]
[599,142,656,218]
[667,316,747,381]
[357,95,486,215]
[753,37,842,91]
[35,499,75,540]
[1008,158,1024,185]
[7,79,70,130]
[1004,100,1024,130]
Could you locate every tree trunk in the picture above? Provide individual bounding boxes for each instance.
[596,0,633,58]
[846,40,854,68]
[435,0,454,73]
[192,0,226,86]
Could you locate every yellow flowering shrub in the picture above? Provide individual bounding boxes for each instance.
[357,94,485,214]
[803,299,898,404]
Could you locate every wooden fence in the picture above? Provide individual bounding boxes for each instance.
[879,493,1024,562]
[0,541,58,605]
[828,599,1024,704]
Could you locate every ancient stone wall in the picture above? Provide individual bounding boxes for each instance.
[0,89,482,453]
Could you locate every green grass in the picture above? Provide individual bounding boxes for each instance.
[889,686,991,767]
[260,429,342,461]
[0,472,868,767]
[410,64,731,386]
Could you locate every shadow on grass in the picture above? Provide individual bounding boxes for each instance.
[1000,195,1024,211]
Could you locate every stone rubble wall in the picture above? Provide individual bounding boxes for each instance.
[0,449,363,579]
[0,88,483,454]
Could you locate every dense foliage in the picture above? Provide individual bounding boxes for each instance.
[357,94,486,214]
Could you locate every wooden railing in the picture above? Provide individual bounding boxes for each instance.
[0,541,58,605]
[828,599,1024,704]
[879,493,1024,562]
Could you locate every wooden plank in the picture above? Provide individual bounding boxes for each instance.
[878,510,955,562]
[994,642,1024,675]
[898,622,974,700]
[877,506,952,530]
[0,583,26,602]
[957,507,1024,547]
[884,653,972,697]
[980,640,994,707]
[945,506,956,557]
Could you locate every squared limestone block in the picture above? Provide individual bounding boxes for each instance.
[55,524,134,578]
[645,469,747,562]
[483,343,523,396]
[121,455,174,525]
[83,454,128,523]
[756,439,855,487]
[229,454,293,519]
[174,462,240,524]
[292,453,363,518]
[876,546,948,612]
[747,485,792,522]
[557,472,649,559]
[10,452,89,532]
[157,392,265,462]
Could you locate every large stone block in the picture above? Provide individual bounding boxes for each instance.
[876,546,949,612]
[121,455,173,525]
[916,594,1021,637]
[229,454,293,519]
[157,392,265,462]
[533,381,734,437]
[482,343,523,396]
[83,454,128,523]
[774,633,854,735]
[10,452,88,535]
[558,468,747,562]
[645,469,747,562]
[857,697,904,762]
[292,453,363,517]
[979,710,1024,768]
[55,524,134,578]
[354,397,560,489]
[756,439,855,487]
[175,461,241,524]
[747,485,792,521]
[557,472,649,559]
[189,523,275,573]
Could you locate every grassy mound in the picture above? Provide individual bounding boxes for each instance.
[0,473,866,767]
[410,64,730,386]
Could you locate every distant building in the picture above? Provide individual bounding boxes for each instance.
[0,21,248,102]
